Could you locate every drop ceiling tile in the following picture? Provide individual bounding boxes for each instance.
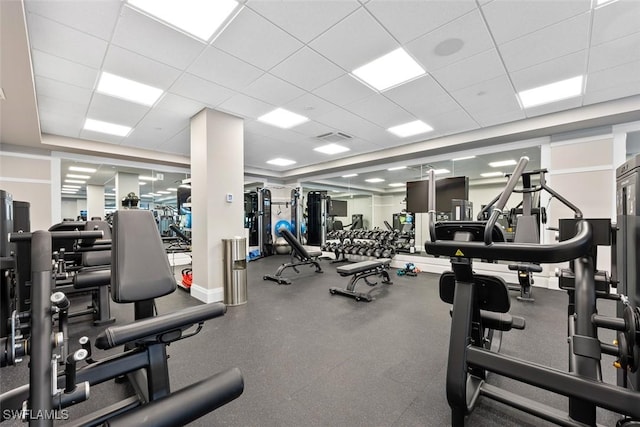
[31,50,99,90]
[589,32,640,74]
[345,94,414,129]
[127,110,190,150]
[240,73,306,105]
[431,49,505,92]
[481,0,590,45]
[309,8,398,70]
[39,110,84,138]
[498,12,590,72]
[35,76,92,106]
[523,97,583,119]
[245,120,309,144]
[315,108,382,139]
[586,60,640,94]
[427,108,479,135]
[79,129,125,145]
[26,13,108,68]
[283,93,339,121]
[471,108,526,128]
[270,47,345,92]
[213,8,303,71]
[366,0,477,44]
[218,94,274,119]
[102,46,182,90]
[25,0,122,41]
[38,94,88,117]
[510,50,587,92]
[154,93,205,117]
[313,75,374,106]
[451,74,520,115]
[591,0,640,46]
[291,121,334,139]
[247,0,359,43]
[384,75,461,120]
[170,73,235,107]
[157,128,190,156]
[111,5,206,70]
[406,10,494,72]
[188,46,264,91]
[87,93,151,127]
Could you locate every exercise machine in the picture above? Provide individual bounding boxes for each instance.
[244,192,259,246]
[425,158,640,426]
[307,191,327,246]
[257,187,273,257]
[290,187,303,239]
[263,228,322,285]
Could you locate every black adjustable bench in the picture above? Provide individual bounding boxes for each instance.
[330,258,392,302]
[263,228,323,285]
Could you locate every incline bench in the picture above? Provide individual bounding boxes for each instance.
[263,228,323,285]
[330,258,393,302]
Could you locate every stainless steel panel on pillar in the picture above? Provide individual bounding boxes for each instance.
[223,237,247,306]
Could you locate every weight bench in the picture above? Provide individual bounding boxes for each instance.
[330,258,392,302]
[263,228,323,285]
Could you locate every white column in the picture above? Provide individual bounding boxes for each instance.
[190,108,244,303]
[115,172,139,209]
[86,184,104,220]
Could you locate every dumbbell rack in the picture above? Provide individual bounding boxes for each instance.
[322,229,409,263]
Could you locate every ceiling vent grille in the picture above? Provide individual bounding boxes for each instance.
[316,132,352,143]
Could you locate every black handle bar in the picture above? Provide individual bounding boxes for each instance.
[9,230,103,242]
[425,220,592,263]
[484,157,529,244]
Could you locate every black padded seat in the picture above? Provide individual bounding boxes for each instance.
[264,228,323,284]
[330,258,393,302]
[336,258,391,276]
[508,263,543,273]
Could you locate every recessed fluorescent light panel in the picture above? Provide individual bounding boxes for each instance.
[389,183,406,187]
[258,108,309,129]
[63,185,81,189]
[127,0,239,42]
[481,172,504,178]
[351,48,426,91]
[139,176,158,181]
[84,118,132,137]
[388,166,407,171]
[66,174,90,179]
[97,72,163,106]
[138,182,147,186]
[387,120,433,138]
[342,174,358,178]
[61,190,78,194]
[65,179,86,184]
[266,158,296,167]
[179,184,191,189]
[517,75,583,108]
[314,144,350,155]
[489,160,517,168]
[167,188,177,191]
[365,178,385,183]
[452,155,476,161]
[69,166,96,173]
[595,0,618,7]
[433,169,450,175]
[157,191,171,194]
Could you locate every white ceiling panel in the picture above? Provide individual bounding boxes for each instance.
[309,8,398,70]
[283,93,339,121]
[452,74,519,116]
[345,94,414,129]
[510,50,587,92]
[102,45,182,90]
[154,93,205,118]
[188,46,264,91]
[589,32,640,74]
[213,8,303,71]
[134,109,191,139]
[157,127,190,156]
[86,93,151,127]
[366,0,477,44]
[431,48,505,92]
[169,73,235,107]
[406,10,494,72]
[472,108,526,128]
[31,49,99,90]
[39,110,84,138]
[218,94,274,120]
[384,75,461,120]
[314,108,381,139]
[24,0,122,41]
[247,0,360,44]
[498,12,590,72]
[586,60,640,94]
[427,109,479,136]
[290,121,334,139]
[35,76,92,106]
[312,74,374,106]
[522,97,584,119]
[38,94,87,118]
[270,47,345,91]
[26,13,108,69]
[111,6,206,70]
[79,129,125,145]
[591,0,640,46]
[244,120,311,145]
[481,0,591,45]
[240,73,306,106]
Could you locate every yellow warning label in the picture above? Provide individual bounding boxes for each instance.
[455,249,464,257]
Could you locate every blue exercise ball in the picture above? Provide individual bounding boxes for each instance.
[274,219,292,237]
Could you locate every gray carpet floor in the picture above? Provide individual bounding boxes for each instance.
[0,255,625,426]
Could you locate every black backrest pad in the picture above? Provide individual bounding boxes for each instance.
[83,220,112,266]
[112,210,176,303]
[439,271,511,313]
[280,228,311,260]
[434,221,506,243]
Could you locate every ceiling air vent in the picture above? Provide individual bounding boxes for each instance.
[316,132,352,143]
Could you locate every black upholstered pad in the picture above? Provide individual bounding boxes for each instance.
[83,220,112,266]
[508,263,543,273]
[111,210,176,303]
[280,228,314,260]
[439,271,511,313]
[336,258,391,276]
[74,268,110,289]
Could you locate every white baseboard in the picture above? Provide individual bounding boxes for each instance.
[190,284,224,303]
